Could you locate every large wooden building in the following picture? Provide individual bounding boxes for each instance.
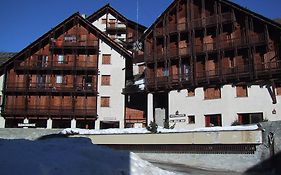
[0,13,134,129]
[1,1,281,129]
[124,0,281,128]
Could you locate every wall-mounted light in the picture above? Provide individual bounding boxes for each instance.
[272,109,276,114]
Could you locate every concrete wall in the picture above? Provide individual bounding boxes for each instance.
[95,40,126,129]
[75,130,262,145]
[169,85,281,129]
[92,13,126,42]
[92,14,107,32]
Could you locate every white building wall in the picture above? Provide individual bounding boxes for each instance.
[95,40,126,129]
[0,75,4,128]
[92,14,107,32]
[169,85,281,129]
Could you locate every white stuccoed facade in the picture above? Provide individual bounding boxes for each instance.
[168,85,281,129]
[95,40,126,129]
[92,13,128,129]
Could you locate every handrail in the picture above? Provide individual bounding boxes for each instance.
[6,82,97,92]
[15,60,97,69]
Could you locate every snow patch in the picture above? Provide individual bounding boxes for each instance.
[61,125,259,135]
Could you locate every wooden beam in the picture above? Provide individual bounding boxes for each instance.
[266,81,277,104]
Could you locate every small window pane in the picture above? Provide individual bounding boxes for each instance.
[101,97,110,107]
[56,75,63,84]
[102,54,111,64]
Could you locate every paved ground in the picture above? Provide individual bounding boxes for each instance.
[150,161,242,175]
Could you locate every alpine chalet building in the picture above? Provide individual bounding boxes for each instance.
[0,13,134,129]
[125,0,281,129]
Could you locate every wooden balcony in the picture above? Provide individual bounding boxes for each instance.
[6,82,98,95]
[3,105,97,118]
[146,73,192,90]
[192,12,232,29]
[107,23,126,32]
[145,59,281,89]
[14,61,98,73]
[52,38,98,49]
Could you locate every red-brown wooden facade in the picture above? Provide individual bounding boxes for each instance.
[138,0,281,92]
[1,13,132,128]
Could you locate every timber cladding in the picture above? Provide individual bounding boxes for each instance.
[143,0,281,92]
[3,15,99,121]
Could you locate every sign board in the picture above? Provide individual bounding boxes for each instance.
[18,123,36,127]
[169,114,186,118]
[169,114,187,123]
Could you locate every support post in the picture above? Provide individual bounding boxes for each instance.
[47,118,53,129]
[147,93,154,125]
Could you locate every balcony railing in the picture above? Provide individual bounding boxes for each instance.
[6,82,97,94]
[3,105,96,117]
[145,60,281,88]
[52,38,98,48]
[191,12,232,28]
[14,61,97,71]
[146,73,192,89]
[107,23,126,31]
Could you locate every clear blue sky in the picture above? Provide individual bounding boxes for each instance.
[0,0,280,52]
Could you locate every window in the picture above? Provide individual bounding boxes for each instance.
[236,85,248,97]
[101,75,111,86]
[163,67,169,76]
[56,75,63,84]
[37,55,48,67]
[101,97,110,107]
[238,113,263,125]
[204,87,221,99]
[83,76,93,90]
[102,54,111,64]
[187,89,195,97]
[58,55,64,64]
[205,114,222,127]
[37,75,46,88]
[188,115,195,124]
[64,35,76,43]
[101,19,107,24]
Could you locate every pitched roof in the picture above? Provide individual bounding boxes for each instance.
[0,52,17,67]
[87,4,147,31]
[0,12,132,75]
[142,0,281,39]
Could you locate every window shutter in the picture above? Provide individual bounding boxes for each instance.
[205,116,210,127]
[238,114,243,124]
[217,115,221,126]
[102,54,111,64]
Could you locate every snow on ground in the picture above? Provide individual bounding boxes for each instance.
[0,137,175,175]
[61,125,259,135]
